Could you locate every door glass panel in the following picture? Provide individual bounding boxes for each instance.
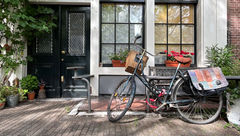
[182,5,194,24]
[102,44,114,64]
[116,4,128,23]
[155,5,167,23]
[36,32,53,54]
[168,5,180,24]
[168,25,180,44]
[68,13,85,56]
[155,25,167,44]
[182,25,194,44]
[130,4,143,23]
[102,4,115,23]
[116,24,128,43]
[130,24,142,43]
[102,24,115,43]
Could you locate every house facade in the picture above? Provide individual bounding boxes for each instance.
[16,0,228,98]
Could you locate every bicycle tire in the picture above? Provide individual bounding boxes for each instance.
[172,77,223,124]
[107,77,136,122]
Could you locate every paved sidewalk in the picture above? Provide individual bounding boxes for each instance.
[0,100,239,136]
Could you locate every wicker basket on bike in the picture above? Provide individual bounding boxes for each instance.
[125,50,148,75]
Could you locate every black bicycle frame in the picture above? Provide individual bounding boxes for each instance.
[131,49,187,105]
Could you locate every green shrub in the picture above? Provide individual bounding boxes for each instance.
[206,45,240,76]
[18,89,28,101]
[207,45,240,100]
[0,86,18,97]
[20,75,39,92]
[0,91,6,103]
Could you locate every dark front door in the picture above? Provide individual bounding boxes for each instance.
[28,6,90,98]
[61,7,90,97]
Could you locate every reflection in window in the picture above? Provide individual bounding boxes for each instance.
[155,4,195,65]
[101,3,144,65]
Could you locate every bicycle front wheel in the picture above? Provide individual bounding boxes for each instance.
[107,77,136,122]
[173,78,223,124]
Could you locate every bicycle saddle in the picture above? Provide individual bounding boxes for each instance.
[174,56,192,64]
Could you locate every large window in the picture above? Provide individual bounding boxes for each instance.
[155,4,196,65]
[100,3,144,66]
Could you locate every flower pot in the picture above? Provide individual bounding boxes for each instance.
[0,102,5,110]
[38,88,46,99]
[112,60,126,67]
[6,95,19,107]
[165,60,191,67]
[28,92,35,100]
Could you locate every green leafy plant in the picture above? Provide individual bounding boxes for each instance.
[0,86,19,97]
[207,45,240,100]
[18,88,28,101]
[206,44,234,69]
[0,0,56,86]
[0,91,6,103]
[20,75,39,92]
[109,49,129,63]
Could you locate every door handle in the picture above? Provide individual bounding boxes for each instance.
[61,76,64,83]
[61,50,66,54]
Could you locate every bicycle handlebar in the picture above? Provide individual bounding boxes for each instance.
[133,35,158,56]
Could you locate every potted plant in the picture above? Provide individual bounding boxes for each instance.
[20,75,39,100]
[165,50,194,67]
[109,50,128,67]
[1,86,19,108]
[0,91,6,110]
[18,88,28,102]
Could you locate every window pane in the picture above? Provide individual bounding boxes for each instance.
[102,4,115,23]
[130,44,141,52]
[182,45,194,64]
[155,5,167,23]
[168,5,180,24]
[182,5,194,24]
[168,25,180,44]
[168,45,180,53]
[102,24,114,43]
[116,44,128,53]
[155,45,167,64]
[130,4,143,23]
[130,24,142,43]
[155,25,167,44]
[116,24,128,43]
[102,44,114,64]
[182,25,194,44]
[116,4,128,23]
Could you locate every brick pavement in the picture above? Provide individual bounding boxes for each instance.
[0,100,239,136]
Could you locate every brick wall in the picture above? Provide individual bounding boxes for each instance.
[228,0,240,59]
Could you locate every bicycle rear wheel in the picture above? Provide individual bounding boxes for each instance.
[107,77,136,122]
[173,77,223,124]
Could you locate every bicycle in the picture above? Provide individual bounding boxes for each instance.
[107,36,226,124]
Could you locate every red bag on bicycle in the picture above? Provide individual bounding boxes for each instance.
[188,67,228,92]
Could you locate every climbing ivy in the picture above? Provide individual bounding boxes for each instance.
[0,0,56,85]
